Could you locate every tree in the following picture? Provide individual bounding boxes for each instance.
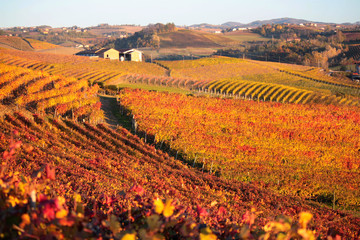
[335,30,345,43]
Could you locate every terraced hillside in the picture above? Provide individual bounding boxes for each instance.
[120,57,360,106]
[0,48,167,85]
[1,47,360,239]
[0,36,34,51]
[1,110,360,239]
[0,36,58,50]
[119,88,360,210]
[2,48,359,106]
[0,63,101,122]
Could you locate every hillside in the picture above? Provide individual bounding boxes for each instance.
[158,29,238,48]
[223,31,269,42]
[0,36,34,51]
[0,36,59,51]
[150,57,360,106]
[0,62,359,238]
[2,107,360,239]
[120,89,360,210]
[1,49,360,239]
[0,48,166,85]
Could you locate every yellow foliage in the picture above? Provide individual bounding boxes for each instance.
[74,193,82,203]
[19,214,31,228]
[154,198,164,214]
[55,209,68,219]
[121,233,136,240]
[299,212,313,229]
[200,227,217,240]
[163,199,175,218]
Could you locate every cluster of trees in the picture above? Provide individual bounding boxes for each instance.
[34,31,98,45]
[216,24,350,69]
[115,23,176,49]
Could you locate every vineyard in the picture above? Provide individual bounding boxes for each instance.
[1,47,360,239]
[121,72,360,106]
[0,63,102,122]
[1,48,360,106]
[1,110,360,239]
[150,57,360,106]
[119,89,360,210]
[0,36,58,51]
[23,38,59,50]
[346,44,360,60]
[0,48,166,85]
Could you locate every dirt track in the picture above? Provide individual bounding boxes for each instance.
[99,95,120,129]
[99,95,132,130]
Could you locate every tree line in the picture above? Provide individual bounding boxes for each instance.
[114,23,176,49]
[216,24,354,70]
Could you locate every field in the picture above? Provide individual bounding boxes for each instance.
[140,47,218,60]
[223,31,270,42]
[0,48,166,85]
[119,89,360,209]
[0,63,101,121]
[0,36,59,51]
[150,57,360,106]
[158,29,239,48]
[346,44,360,60]
[0,36,34,51]
[1,48,360,239]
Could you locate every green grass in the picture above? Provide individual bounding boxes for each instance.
[114,82,193,94]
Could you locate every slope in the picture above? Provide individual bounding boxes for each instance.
[159,29,238,48]
[0,36,34,51]
[1,111,360,239]
[1,61,359,238]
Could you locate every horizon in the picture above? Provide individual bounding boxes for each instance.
[1,16,358,29]
[0,0,358,28]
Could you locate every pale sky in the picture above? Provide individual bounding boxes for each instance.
[0,0,358,28]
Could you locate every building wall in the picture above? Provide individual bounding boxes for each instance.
[103,49,120,60]
[130,51,142,62]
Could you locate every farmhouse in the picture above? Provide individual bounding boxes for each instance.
[75,48,143,62]
[119,49,143,62]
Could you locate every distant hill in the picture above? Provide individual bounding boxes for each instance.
[193,17,339,29]
[189,23,223,29]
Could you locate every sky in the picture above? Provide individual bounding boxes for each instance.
[0,0,358,28]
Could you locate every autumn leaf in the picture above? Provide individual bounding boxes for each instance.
[200,227,217,240]
[121,233,136,240]
[197,205,208,217]
[42,203,56,220]
[299,212,313,229]
[163,199,175,217]
[45,164,56,180]
[154,198,164,214]
[19,214,31,228]
[55,209,68,219]
[130,184,145,195]
[58,218,75,227]
[74,193,82,203]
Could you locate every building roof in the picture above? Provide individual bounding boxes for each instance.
[75,48,142,56]
[118,48,142,54]
[95,48,116,55]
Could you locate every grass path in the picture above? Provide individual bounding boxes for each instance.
[99,95,132,130]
